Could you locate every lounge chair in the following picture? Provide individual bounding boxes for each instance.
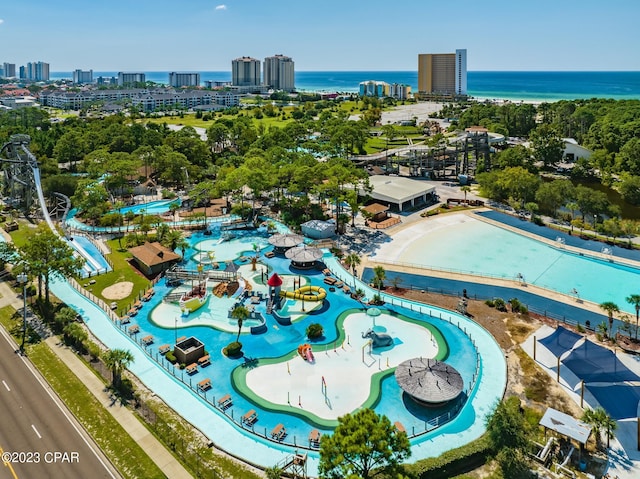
[217,394,232,409]
[242,409,257,425]
[198,355,211,366]
[186,363,197,375]
[271,423,286,441]
[394,421,406,433]
[197,378,211,391]
[176,336,186,344]
[158,344,170,355]
[128,325,139,334]
[142,335,154,345]
[323,277,337,285]
[308,429,321,447]
[120,315,130,324]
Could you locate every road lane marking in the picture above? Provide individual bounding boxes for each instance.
[0,445,19,479]
[31,425,41,439]
[2,380,9,392]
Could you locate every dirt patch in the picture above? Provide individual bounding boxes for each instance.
[102,281,134,300]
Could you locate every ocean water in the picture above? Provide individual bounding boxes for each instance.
[50,70,640,101]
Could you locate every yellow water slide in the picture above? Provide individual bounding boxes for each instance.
[279,285,327,301]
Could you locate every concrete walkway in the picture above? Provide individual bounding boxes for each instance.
[0,280,193,479]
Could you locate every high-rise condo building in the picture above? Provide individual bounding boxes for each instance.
[169,72,201,88]
[2,63,16,78]
[418,49,467,96]
[73,69,93,84]
[117,72,146,86]
[263,54,295,92]
[231,57,261,87]
[26,61,50,81]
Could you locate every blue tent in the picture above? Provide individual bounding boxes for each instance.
[562,340,640,383]
[538,326,583,358]
[587,384,640,420]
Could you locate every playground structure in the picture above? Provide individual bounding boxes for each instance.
[297,344,315,362]
[350,128,497,181]
[280,285,327,302]
[362,328,394,348]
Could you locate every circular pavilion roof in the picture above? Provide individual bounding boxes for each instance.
[285,246,323,263]
[268,233,304,248]
[394,358,463,406]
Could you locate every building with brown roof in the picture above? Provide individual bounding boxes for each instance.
[128,242,181,276]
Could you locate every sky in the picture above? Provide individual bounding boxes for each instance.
[1,0,639,72]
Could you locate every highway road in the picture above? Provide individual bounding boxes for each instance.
[0,327,121,479]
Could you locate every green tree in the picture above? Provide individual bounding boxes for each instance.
[63,322,88,350]
[20,225,85,307]
[318,408,410,479]
[530,124,565,169]
[626,294,640,340]
[485,396,530,451]
[535,179,575,217]
[102,348,134,389]
[344,253,361,289]
[582,406,617,450]
[460,185,471,204]
[599,301,620,338]
[617,174,640,205]
[231,305,250,343]
[372,265,386,295]
[54,306,78,334]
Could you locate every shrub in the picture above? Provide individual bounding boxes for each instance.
[306,323,324,340]
[484,299,495,308]
[404,435,492,478]
[165,351,177,364]
[223,341,243,357]
[179,363,186,370]
[493,298,507,312]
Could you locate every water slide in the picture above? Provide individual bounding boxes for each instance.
[279,285,327,302]
[22,145,107,276]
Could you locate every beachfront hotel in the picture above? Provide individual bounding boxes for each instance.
[263,54,295,92]
[231,56,261,87]
[117,72,146,86]
[418,49,467,97]
[169,72,201,88]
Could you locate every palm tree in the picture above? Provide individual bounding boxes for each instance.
[626,294,640,340]
[599,301,620,338]
[460,185,471,204]
[231,305,250,343]
[598,408,618,449]
[372,265,386,296]
[102,348,134,389]
[583,407,617,450]
[344,252,361,289]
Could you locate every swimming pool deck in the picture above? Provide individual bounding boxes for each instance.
[362,210,635,319]
[246,312,439,420]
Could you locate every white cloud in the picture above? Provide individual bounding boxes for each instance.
[215,4,227,10]
[0,19,4,25]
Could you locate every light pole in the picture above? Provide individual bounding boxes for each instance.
[17,273,27,352]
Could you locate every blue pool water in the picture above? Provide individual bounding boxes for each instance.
[118,199,180,215]
[373,214,640,314]
[46,224,506,475]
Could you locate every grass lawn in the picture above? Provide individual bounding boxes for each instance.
[0,306,165,479]
[142,108,296,131]
[85,239,155,315]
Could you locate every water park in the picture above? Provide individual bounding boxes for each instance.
[51,206,506,475]
[3,132,639,478]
